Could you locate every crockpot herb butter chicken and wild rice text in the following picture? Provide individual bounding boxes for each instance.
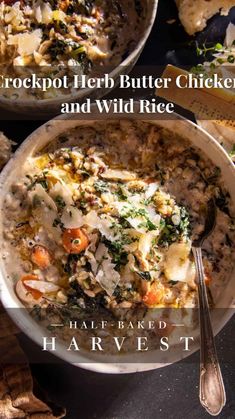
[3,121,235,353]
[0,0,144,99]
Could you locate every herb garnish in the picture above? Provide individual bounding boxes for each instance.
[94,180,109,193]
[55,195,66,209]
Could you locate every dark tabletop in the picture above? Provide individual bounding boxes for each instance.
[1,1,235,418]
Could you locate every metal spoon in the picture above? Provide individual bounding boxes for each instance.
[192,199,226,416]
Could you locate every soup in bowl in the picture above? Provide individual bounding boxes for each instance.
[0,113,235,373]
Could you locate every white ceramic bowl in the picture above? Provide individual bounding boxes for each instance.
[0,0,158,117]
[0,113,235,374]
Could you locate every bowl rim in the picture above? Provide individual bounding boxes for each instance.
[0,111,235,374]
[0,0,159,107]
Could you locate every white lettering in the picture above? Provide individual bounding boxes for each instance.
[42,337,56,351]
[180,337,194,351]
[67,337,80,351]
[160,337,169,351]
[113,337,126,351]
[137,337,149,351]
[91,337,104,351]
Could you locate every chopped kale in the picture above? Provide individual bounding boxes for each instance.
[119,217,131,229]
[225,234,233,247]
[27,175,49,192]
[48,39,67,60]
[136,271,151,281]
[30,305,43,321]
[67,0,94,16]
[168,280,179,286]
[155,164,166,186]
[16,221,29,228]
[134,0,143,15]
[53,218,64,229]
[55,195,66,209]
[115,186,128,201]
[159,207,190,246]
[102,238,128,271]
[113,286,125,303]
[68,281,108,314]
[63,254,82,275]
[59,135,69,144]
[207,167,221,184]
[215,190,230,216]
[32,194,41,208]
[94,180,109,193]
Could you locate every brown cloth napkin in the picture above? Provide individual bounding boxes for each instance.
[0,136,66,418]
[0,305,66,418]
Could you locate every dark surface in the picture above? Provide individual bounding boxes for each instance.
[24,317,234,419]
[1,0,235,418]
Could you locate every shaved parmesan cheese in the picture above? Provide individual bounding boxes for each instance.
[95,243,120,296]
[145,183,159,199]
[95,243,108,261]
[30,183,57,212]
[87,45,108,60]
[120,254,136,285]
[33,206,61,242]
[29,184,62,242]
[84,210,120,241]
[61,206,84,229]
[50,182,73,207]
[8,29,42,56]
[128,195,141,206]
[101,192,115,204]
[164,242,193,283]
[45,168,67,184]
[114,201,161,234]
[34,2,42,23]
[41,2,53,24]
[101,169,136,181]
[45,265,60,283]
[138,231,158,259]
[146,206,161,226]
[126,216,146,234]
[85,248,98,274]
[24,280,60,293]
[123,241,138,252]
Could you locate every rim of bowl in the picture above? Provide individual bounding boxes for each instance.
[0,111,234,374]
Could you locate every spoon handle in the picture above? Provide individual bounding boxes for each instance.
[192,246,226,416]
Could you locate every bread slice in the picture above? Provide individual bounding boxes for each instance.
[0,132,13,169]
[176,0,235,35]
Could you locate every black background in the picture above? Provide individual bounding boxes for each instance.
[1,0,235,418]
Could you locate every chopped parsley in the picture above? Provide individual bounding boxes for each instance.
[102,238,128,271]
[159,207,190,246]
[27,175,49,192]
[53,218,64,229]
[55,195,66,209]
[94,180,109,193]
[115,186,128,201]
